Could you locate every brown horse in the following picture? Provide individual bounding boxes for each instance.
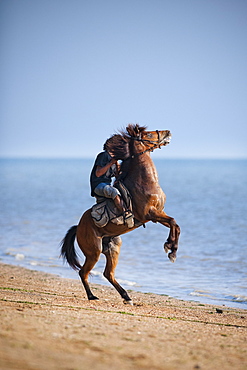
[61,124,180,304]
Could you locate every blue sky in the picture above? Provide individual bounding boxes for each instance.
[1,0,246,158]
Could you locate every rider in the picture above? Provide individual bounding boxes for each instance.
[90,145,124,214]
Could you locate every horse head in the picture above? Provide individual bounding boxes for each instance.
[137,128,172,149]
[126,124,172,156]
[104,124,171,160]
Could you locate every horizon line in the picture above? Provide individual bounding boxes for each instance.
[0,156,246,160]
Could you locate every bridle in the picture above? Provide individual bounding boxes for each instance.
[117,130,169,180]
[129,130,168,158]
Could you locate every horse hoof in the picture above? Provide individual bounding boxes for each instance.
[164,245,170,253]
[168,253,176,263]
[89,296,99,300]
[123,299,133,305]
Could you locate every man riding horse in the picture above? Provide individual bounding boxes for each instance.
[61,124,180,304]
[90,143,133,227]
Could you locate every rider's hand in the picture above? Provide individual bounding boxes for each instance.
[110,158,117,165]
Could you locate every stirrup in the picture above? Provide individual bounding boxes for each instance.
[123,210,134,228]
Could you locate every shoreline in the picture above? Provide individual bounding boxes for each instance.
[3,260,247,310]
[0,262,246,369]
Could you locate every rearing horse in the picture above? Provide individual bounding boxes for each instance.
[61,124,180,304]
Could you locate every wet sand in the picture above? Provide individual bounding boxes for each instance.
[0,263,246,370]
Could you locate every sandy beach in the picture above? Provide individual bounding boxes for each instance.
[0,263,246,370]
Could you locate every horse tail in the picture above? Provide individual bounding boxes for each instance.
[60,225,82,270]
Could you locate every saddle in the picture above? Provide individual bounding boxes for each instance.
[91,181,134,228]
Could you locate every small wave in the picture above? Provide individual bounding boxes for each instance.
[91,269,138,286]
[189,290,247,307]
[90,270,107,281]
[232,295,247,303]
[15,253,25,261]
[189,290,212,298]
[29,260,56,267]
[30,261,39,266]
[118,278,138,287]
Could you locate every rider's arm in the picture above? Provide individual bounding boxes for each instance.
[115,162,121,177]
[95,158,117,177]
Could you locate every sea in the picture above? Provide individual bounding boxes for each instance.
[0,158,246,309]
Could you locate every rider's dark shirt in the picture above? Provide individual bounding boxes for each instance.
[90,151,116,196]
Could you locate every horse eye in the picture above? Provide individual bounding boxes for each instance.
[147,133,152,138]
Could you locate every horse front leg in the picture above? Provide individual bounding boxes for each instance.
[147,209,180,263]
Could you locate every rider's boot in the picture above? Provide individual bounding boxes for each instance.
[114,195,125,213]
[123,210,135,228]
[114,196,134,228]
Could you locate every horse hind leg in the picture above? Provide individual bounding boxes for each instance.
[79,250,101,300]
[102,236,133,304]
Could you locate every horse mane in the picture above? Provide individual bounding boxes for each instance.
[124,123,147,139]
[104,124,147,160]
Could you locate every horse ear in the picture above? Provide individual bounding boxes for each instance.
[126,124,140,137]
[126,125,133,137]
[135,125,142,139]
[134,124,146,139]
[125,123,146,138]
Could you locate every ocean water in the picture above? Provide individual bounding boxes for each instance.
[0,158,246,309]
